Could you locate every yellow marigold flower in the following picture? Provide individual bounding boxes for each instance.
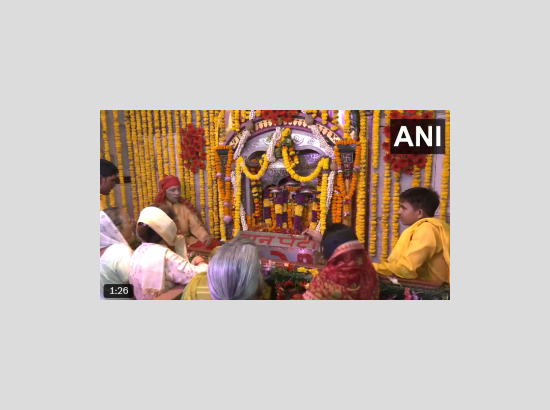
[297,267,308,273]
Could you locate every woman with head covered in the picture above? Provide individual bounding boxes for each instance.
[130,204,208,300]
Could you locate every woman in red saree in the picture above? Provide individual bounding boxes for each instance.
[302,224,379,300]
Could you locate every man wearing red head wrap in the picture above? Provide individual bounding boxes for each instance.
[155,175,213,247]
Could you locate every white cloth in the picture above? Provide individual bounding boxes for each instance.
[138,207,177,246]
[129,243,208,300]
[100,243,133,300]
[100,211,129,249]
[100,211,132,300]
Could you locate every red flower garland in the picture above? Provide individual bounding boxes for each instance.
[261,110,299,124]
[180,123,206,174]
[381,110,433,174]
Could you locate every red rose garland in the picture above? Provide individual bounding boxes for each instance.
[180,123,206,174]
[261,110,299,124]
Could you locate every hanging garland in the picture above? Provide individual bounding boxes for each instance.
[176,110,186,199]
[154,110,163,189]
[146,111,157,198]
[129,110,144,210]
[282,149,326,183]
[321,110,328,125]
[100,110,115,207]
[440,110,450,221]
[275,193,284,228]
[392,168,401,249]
[123,111,138,217]
[139,110,151,203]
[335,140,361,225]
[136,111,148,209]
[205,110,213,231]
[112,110,127,211]
[370,111,380,256]
[232,110,239,132]
[331,110,340,131]
[356,110,368,245]
[160,110,169,176]
[215,147,231,241]
[382,110,392,262]
[333,146,344,224]
[424,110,435,188]
[344,110,351,140]
[319,166,329,234]
[263,186,272,227]
[167,111,176,176]
[136,110,152,206]
[234,158,243,235]
[241,154,269,180]
[261,110,299,125]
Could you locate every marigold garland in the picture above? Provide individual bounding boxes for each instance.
[392,169,401,249]
[344,110,351,140]
[320,166,329,234]
[424,110,435,188]
[100,148,107,209]
[321,110,328,125]
[139,110,150,203]
[112,110,127,211]
[381,110,392,262]
[154,110,163,190]
[241,154,269,180]
[232,110,240,132]
[282,149,326,183]
[335,141,361,226]
[440,110,450,221]
[167,110,176,176]
[356,110,368,245]
[161,110,169,176]
[332,146,344,224]
[234,157,243,235]
[205,110,214,235]
[146,110,157,198]
[129,110,144,210]
[370,110,381,255]
[136,110,150,205]
[123,111,138,217]
[331,110,340,131]
[176,110,186,199]
[100,110,115,207]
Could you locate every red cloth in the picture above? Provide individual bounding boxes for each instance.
[154,175,204,225]
[303,240,379,300]
[189,239,222,251]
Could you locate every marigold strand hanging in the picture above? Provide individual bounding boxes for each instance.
[123,110,138,218]
[112,110,127,211]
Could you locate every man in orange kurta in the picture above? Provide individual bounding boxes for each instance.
[155,176,214,247]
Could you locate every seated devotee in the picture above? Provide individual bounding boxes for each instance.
[100,208,135,300]
[180,246,222,300]
[100,159,119,210]
[373,187,450,284]
[207,238,266,300]
[301,224,379,300]
[155,175,220,249]
[129,203,209,300]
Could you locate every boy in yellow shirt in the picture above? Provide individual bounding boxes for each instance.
[373,187,450,284]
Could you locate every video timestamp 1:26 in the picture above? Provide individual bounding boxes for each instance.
[103,284,134,299]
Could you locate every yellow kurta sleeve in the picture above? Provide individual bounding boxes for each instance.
[373,224,438,279]
[188,210,210,243]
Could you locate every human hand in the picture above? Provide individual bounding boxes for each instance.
[302,229,322,244]
[192,256,206,266]
[204,236,213,248]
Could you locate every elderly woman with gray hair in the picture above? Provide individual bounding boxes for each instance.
[206,238,265,300]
